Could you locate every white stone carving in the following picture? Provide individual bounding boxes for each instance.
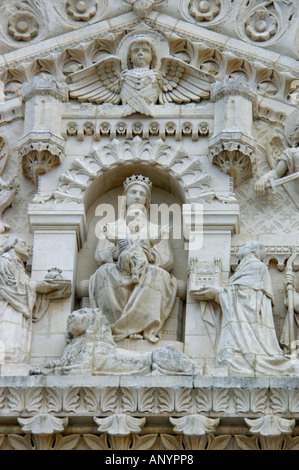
[280,250,299,355]
[170,414,220,435]
[124,0,165,18]
[208,76,257,186]
[89,175,177,343]
[18,414,68,435]
[54,137,214,204]
[8,11,39,42]
[0,138,19,233]
[0,175,19,233]
[245,415,295,437]
[0,237,71,363]
[192,241,299,376]
[236,0,295,45]
[66,33,214,116]
[161,433,231,450]
[188,0,221,22]
[255,109,299,205]
[94,414,145,435]
[34,307,196,375]
[66,0,98,21]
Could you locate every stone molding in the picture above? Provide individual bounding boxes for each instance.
[0,15,298,109]
[53,136,215,205]
[1,376,299,417]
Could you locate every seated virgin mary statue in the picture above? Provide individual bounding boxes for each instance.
[89,175,178,344]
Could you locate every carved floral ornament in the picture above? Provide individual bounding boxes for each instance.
[245,8,278,42]
[189,0,221,22]
[7,11,39,42]
[66,0,98,21]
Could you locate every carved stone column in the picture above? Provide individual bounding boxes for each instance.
[208,76,258,187]
[18,75,68,185]
[161,414,231,450]
[11,414,73,450]
[28,203,86,364]
[183,202,240,369]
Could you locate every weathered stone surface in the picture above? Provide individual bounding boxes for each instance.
[0,0,298,451]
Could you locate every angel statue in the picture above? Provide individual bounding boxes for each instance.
[255,111,299,196]
[66,34,215,116]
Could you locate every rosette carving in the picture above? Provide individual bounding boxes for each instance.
[245,8,278,42]
[7,11,39,42]
[66,0,97,21]
[189,0,221,22]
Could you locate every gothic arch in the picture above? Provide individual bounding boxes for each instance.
[53,136,215,212]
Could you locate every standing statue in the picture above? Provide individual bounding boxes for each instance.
[0,237,71,363]
[255,113,299,196]
[89,175,177,344]
[66,34,214,116]
[193,241,298,376]
[280,251,299,356]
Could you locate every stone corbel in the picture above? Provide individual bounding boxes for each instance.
[242,415,296,451]
[170,414,220,436]
[18,75,68,185]
[93,414,149,450]
[208,76,258,187]
[15,414,70,450]
[94,414,146,436]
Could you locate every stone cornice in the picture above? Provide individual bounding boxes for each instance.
[1,375,299,418]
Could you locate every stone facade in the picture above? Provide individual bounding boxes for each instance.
[0,0,298,451]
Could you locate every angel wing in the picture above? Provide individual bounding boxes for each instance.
[66,56,122,105]
[266,132,288,170]
[158,56,215,104]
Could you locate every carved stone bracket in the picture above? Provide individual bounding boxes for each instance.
[17,75,68,185]
[94,414,146,435]
[53,136,215,204]
[209,138,255,186]
[20,142,62,185]
[18,414,68,435]
[208,76,258,186]
[245,415,295,437]
[170,414,220,436]
[63,119,210,142]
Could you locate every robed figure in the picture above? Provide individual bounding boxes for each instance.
[89,175,177,344]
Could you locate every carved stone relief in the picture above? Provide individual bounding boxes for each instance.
[236,0,295,45]
[0,0,299,452]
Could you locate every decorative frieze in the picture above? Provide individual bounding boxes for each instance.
[63,119,210,141]
[1,377,299,416]
[0,23,298,107]
[7,11,39,42]
[53,136,215,204]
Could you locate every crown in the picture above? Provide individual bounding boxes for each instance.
[123,174,152,192]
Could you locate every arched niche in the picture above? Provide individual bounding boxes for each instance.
[54,136,215,211]
[82,162,188,214]
[75,163,189,309]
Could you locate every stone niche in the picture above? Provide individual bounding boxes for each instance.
[0,0,299,452]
